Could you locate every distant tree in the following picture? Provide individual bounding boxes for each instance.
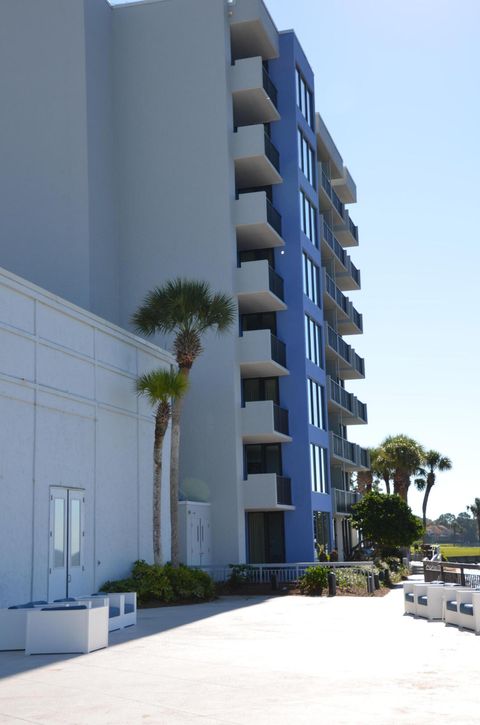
[435,513,456,528]
[370,446,394,494]
[350,491,424,555]
[414,450,452,536]
[467,498,480,542]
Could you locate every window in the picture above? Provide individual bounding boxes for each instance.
[243,378,279,405]
[241,311,276,335]
[304,315,323,368]
[307,379,325,429]
[297,129,315,187]
[299,190,318,246]
[245,444,282,476]
[296,68,313,127]
[310,444,328,493]
[313,511,331,553]
[302,254,320,305]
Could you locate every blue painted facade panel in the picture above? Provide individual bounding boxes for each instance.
[268,32,332,562]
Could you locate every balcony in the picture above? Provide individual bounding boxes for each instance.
[315,112,344,180]
[333,487,361,515]
[235,191,284,250]
[323,273,363,335]
[243,473,294,511]
[319,166,345,225]
[334,209,359,247]
[331,166,357,205]
[233,126,282,188]
[330,433,370,471]
[321,220,360,291]
[327,377,368,425]
[236,260,286,313]
[231,56,280,127]
[229,0,279,62]
[239,329,288,378]
[241,401,291,443]
[325,324,365,380]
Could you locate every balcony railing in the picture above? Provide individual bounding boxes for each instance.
[276,476,292,506]
[328,377,368,423]
[350,260,360,287]
[321,169,332,198]
[264,132,280,172]
[331,433,370,469]
[266,199,282,236]
[352,307,363,331]
[326,325,365,377]
[349,217,358,242]
[325,273,349,314]
[322,221,360,288]
[333,487,361,515]
[332,189,344,218]
[273,405,289,435]
[268,266,284,301]
[262,66,278,108]
[321,168,344,219]
[270,334,286,368]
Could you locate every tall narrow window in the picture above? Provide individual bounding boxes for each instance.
[296,68,313,127]
[304,315,323,368]
[310,444,328,493]
[297,128,315,187]
[299,190,318,246]
[302,253,320,306]
[307,379,325,429]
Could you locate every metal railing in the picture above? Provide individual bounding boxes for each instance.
[331,433,370,468]
[276,476,292,506]
[262,67,278,107]
[332,189,344,218]
[351,306,363,331]
[273,405,289,435]
[328,378,368,423]
[424,561,480,587]
[270,334,286,368]
[264,132,280,172]
[266,199,282,236]
[325,273,349,314]
[349,217,359,242]
[321,169,332,197]
[268,266,284,301]
[322,221,347,266]
[350,260,361,287]
[191,561,375,584]
[333,487,361,514]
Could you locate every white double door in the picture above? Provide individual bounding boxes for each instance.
[188,507,211,566]
[49,487,87,601]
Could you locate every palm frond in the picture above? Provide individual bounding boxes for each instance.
[136,368,189,406]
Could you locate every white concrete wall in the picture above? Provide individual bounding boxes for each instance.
[112,0,246,565]
[0,267,174,608]
[0,0,119,323]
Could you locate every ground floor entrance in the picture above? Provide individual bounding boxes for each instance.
[246,512,285,563]
[49,487,87,601]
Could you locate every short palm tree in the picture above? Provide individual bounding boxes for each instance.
[381,434,425,502]
[133,279,235,566]
[414,450,452,533]
[467,498,480,542]
[370,446,394,495]
[136,369,189,565]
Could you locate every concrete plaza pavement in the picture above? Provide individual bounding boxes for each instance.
[0,587,479,724]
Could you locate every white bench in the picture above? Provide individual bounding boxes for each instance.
[25,603,108,655]
[84,592,137,631]
[443,587,474,628]
[412,582,446,621]
[0,602,48,651]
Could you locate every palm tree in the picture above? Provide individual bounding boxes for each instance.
[136,369,189,565]
[381,434,425,502]
[370,446,394,494]
[467,498,480,542]
[414,450,452,533]
[132,279,235,566]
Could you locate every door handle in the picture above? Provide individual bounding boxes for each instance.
[67,574,72,583]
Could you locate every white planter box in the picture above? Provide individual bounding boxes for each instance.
[25,605,108,655]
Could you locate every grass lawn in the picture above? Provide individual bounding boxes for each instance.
[440,544,480,558]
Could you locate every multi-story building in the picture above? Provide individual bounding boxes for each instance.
[0,0,370,597]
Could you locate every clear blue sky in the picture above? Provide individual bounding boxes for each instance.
[111,0,480,519]
[265,0,480,519]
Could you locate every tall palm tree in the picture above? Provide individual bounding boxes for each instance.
[467,498,480,542]
[414,450,452,532]
[136,369,189,565]
[133,279,235,566]
[381,434,425,502]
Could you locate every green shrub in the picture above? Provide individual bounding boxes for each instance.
[100,560,214,605]
[228,564,256,588]
[335,568,368,594]
[299,566,329,596]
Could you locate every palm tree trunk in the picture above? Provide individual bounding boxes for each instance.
[169,368,190,567]
[383,474,390,495]
[153,404,169,566]
[394,470,409,502]
[422,482,434,542]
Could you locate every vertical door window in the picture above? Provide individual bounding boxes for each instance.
[53,498,65,568]
[70,498,81,567]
